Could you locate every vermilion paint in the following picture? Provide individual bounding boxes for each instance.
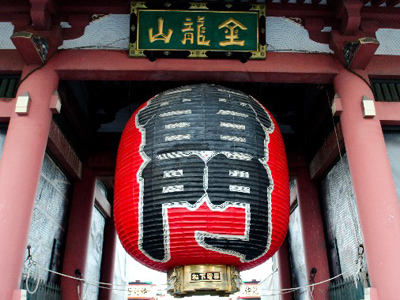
[61,168,96,300]
[335,69,400,300]
[0,66,58,300]
[296,168,330,300]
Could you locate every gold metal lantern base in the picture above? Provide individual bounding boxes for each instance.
[167,265,241,298]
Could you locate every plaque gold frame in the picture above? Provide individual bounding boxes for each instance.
[129,1,266,59]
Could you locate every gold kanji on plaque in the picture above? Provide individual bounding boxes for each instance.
[149,18,173,43]
[181,17,194,45]
[218,17,248,46]
[196,16,210,46]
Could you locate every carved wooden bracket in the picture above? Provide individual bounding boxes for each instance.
[304,18,331,45]
[29,0,56,30]
[62,14,91,40]
[11,26,63,65]
[330,30,379,70]
[336,0,363,36]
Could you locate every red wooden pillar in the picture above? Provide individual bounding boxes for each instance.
[334,69,400,300]
[277,237,292,300]
[99,217,117,300]
[296,167,330,300]
[61,168,96,300]
[0,66,58,300]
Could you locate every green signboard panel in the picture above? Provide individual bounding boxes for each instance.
[138,10,258,51]
[130,2,266,60]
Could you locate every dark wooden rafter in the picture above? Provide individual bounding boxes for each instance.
[47,120,83,180]
[88,151,117,177]
[54,0,129,15]
[371,0,388,5]
[0,1,30,29]
[386,0,400,6]
[361,0,400,8]
[267,2,333,18]
[287,151,308,177]
[369,0,400,6]
[309,122,344,181]
[361,7,400,28]
[0,1,30,20]
[95,185,112,218]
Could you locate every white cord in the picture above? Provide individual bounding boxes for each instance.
[26,262,40,294]
[24,260,129,294]
[258,268,278,285]
[42,264,129,292]
[261,270,354,296]
[44,267,128,288]
[309,285,315,300]
[77,282,88,300]
[25,251,365,296]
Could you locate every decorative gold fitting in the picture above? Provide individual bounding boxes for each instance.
[167,264,241,298]
[189,2,208,10]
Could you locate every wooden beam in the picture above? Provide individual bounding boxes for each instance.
[376,101,400,125]
[57,81,91,151]
[95,184,112,218]
[361,7,400,29]
[0,51,24,74]
[309,122,344,181]
[88,151,117,177]
[0,98,15,122]
[48,50,340,83]
[2,49,400,81]
[287,151,308,177]
[367,56,400,79]
[47,119,83,180]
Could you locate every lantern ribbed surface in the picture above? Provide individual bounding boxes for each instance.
[114,84,290,272]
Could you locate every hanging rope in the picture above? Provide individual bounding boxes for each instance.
[26,253,40,295]
[24,240,365,297]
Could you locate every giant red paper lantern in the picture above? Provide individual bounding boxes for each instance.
[114,84,289,294]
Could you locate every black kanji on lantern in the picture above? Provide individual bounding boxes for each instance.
[136,85,274,262]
